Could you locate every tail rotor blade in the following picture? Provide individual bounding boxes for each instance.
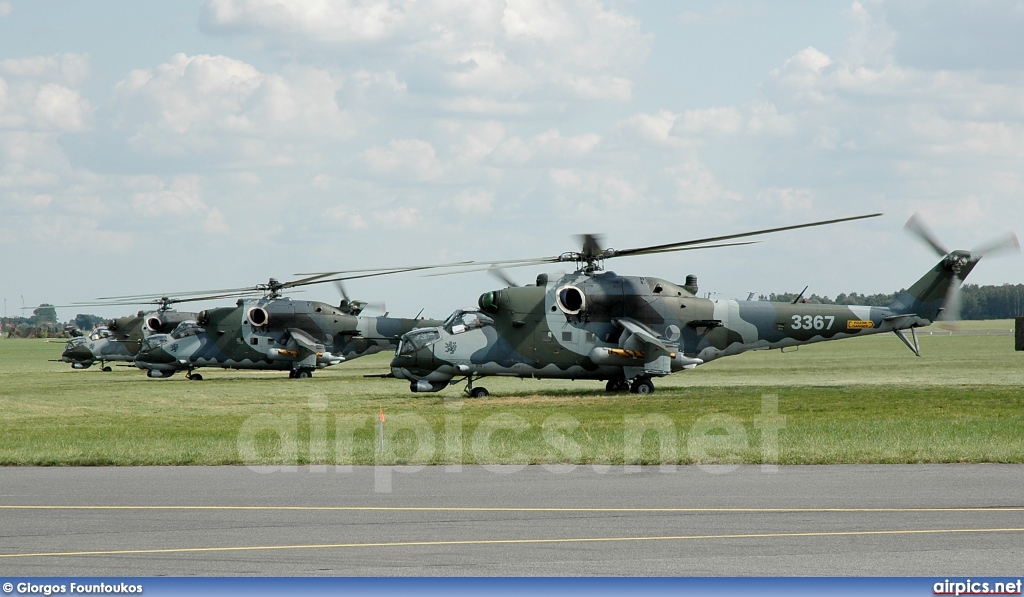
[937,278,962,330]
[970,232,1021,259]
[904,213,949,257]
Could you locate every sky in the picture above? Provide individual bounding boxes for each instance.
[2,0,1023,321]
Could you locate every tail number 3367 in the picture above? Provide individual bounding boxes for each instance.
[791,314,835,331]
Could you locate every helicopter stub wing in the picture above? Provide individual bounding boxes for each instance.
[286,328,324,355]
[612,318,681,377]
[265,328,328,369]
[614,318,672,352]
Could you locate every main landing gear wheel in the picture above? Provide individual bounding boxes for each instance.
[630,377,655,395]
[469,387,489,398]
[186,371,203,381]
[102,366,112,372]
[293,369,312,379]
[605,379,630,393]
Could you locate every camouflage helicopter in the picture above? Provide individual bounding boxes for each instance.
[59,300,197,371]
[121,276,444,380]
[390,214,1019,397]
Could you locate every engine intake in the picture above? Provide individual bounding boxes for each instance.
[248,306,269,327]
[145,316,162,332]
[555,285,586,315]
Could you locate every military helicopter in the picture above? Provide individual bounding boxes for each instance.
[117,276,443,380]
[59,299,197,371]
[390,214,1019,397]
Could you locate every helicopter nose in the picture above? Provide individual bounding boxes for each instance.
[138,347,175,364]
[389,354,413,379]
[62,346,93,362]
[390,348,432,379]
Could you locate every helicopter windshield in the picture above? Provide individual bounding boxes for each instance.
[442,310,494,335]
[65,337,88,350]
[398,329,441,356]
[140,334,170,352]
[169,321,204,340]
[89,328,112,341]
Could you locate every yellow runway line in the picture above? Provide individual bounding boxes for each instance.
[3,527,1024,559]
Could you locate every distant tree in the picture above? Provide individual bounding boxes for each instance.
[73,314,105,331]
[32,304,58,324]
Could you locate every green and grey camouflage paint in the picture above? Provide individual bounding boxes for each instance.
[134,296,439,379]
[391,249,980,395]
[60,310,197,370]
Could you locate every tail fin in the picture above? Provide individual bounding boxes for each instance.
[887,251,978,322]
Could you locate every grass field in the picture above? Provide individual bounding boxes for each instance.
[1,322,1022,466]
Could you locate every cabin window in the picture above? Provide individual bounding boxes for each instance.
[586,332,596,343]
[250,338,259,345]
[562,331,573,342]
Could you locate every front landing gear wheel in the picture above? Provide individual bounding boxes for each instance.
[630,377,655,395]
[469,387,489,398]
[605,379,629,392]
[189,373,203,381]
[102,366,112,372]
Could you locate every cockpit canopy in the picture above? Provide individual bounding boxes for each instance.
[397,310,494,357]
[170,320,204,340]
[442,309,494,334]
[139,321,204,353]
[140,334,170,353]
[398,328,440,356]
[89,328,112,341]
[65,336,88,349]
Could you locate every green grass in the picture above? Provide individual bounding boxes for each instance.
[2,322,1022,466]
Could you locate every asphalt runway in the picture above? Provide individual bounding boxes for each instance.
[1,465,1022,576]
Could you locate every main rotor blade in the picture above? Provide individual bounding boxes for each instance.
[904,213,949,257]
[488,265,520,288]
[579,234,604,262]
[610,213,883,258]
[95,262,471,304]
[74,290,264,308]
[334,281,350,303]
[423,241,761,278]
[293,260,477,278]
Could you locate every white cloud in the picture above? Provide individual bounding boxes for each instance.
[0,2,10,17]
[128,175,230,234]
[668,160,741,208]
[670,107,743,136]
[326,205,369,230]
[547,167,646,214]
[0,54,93,132]
[757,187,815,212]
[201,0,651,106]
[450,189,494,214]
[112,54,353,157]
[360,138,443,181]
[491,129,601,165]
[131,176,205,216]
[32,84,89,131]
[0,53,91,86]
[372,206,420,229]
